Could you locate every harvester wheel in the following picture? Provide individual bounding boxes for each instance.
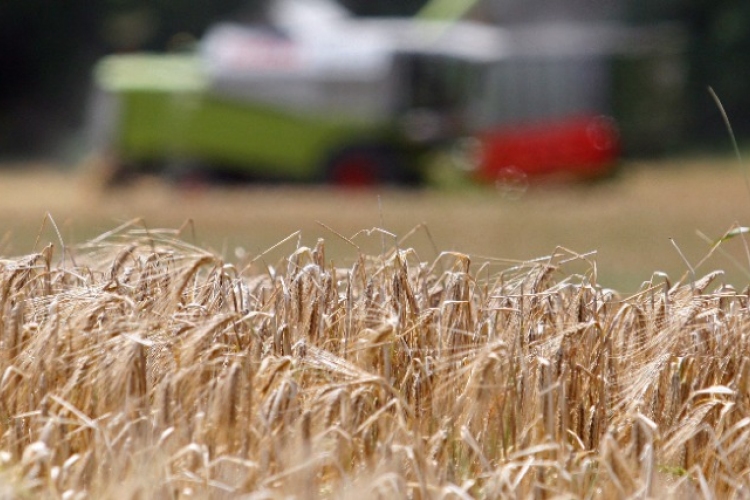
[325,146,408,187]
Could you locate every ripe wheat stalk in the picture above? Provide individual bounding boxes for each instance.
[0,225,747,498]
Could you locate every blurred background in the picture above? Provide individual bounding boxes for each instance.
[1,0,750,294]
[2,0,749,159]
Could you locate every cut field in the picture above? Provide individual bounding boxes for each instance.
[2,156,750,293]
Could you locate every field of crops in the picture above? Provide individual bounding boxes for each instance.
[0,218,748,498]
[0,158,749,497]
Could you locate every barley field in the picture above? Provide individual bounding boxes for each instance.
[0,158,749,498]
[0,220,749,498]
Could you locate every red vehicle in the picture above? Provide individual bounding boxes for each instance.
[472,115,621,183]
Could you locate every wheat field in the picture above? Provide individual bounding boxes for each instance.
[0,219,748,498]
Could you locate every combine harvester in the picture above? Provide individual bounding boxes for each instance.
[89,0,677,186]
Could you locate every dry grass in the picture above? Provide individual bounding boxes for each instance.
[0,221,749,498]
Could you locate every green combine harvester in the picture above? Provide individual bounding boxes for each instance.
[90,0,497,186]
[88,0,683,186]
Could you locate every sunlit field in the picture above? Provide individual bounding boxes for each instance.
[2,156,750,293]
[1,157,750,497]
